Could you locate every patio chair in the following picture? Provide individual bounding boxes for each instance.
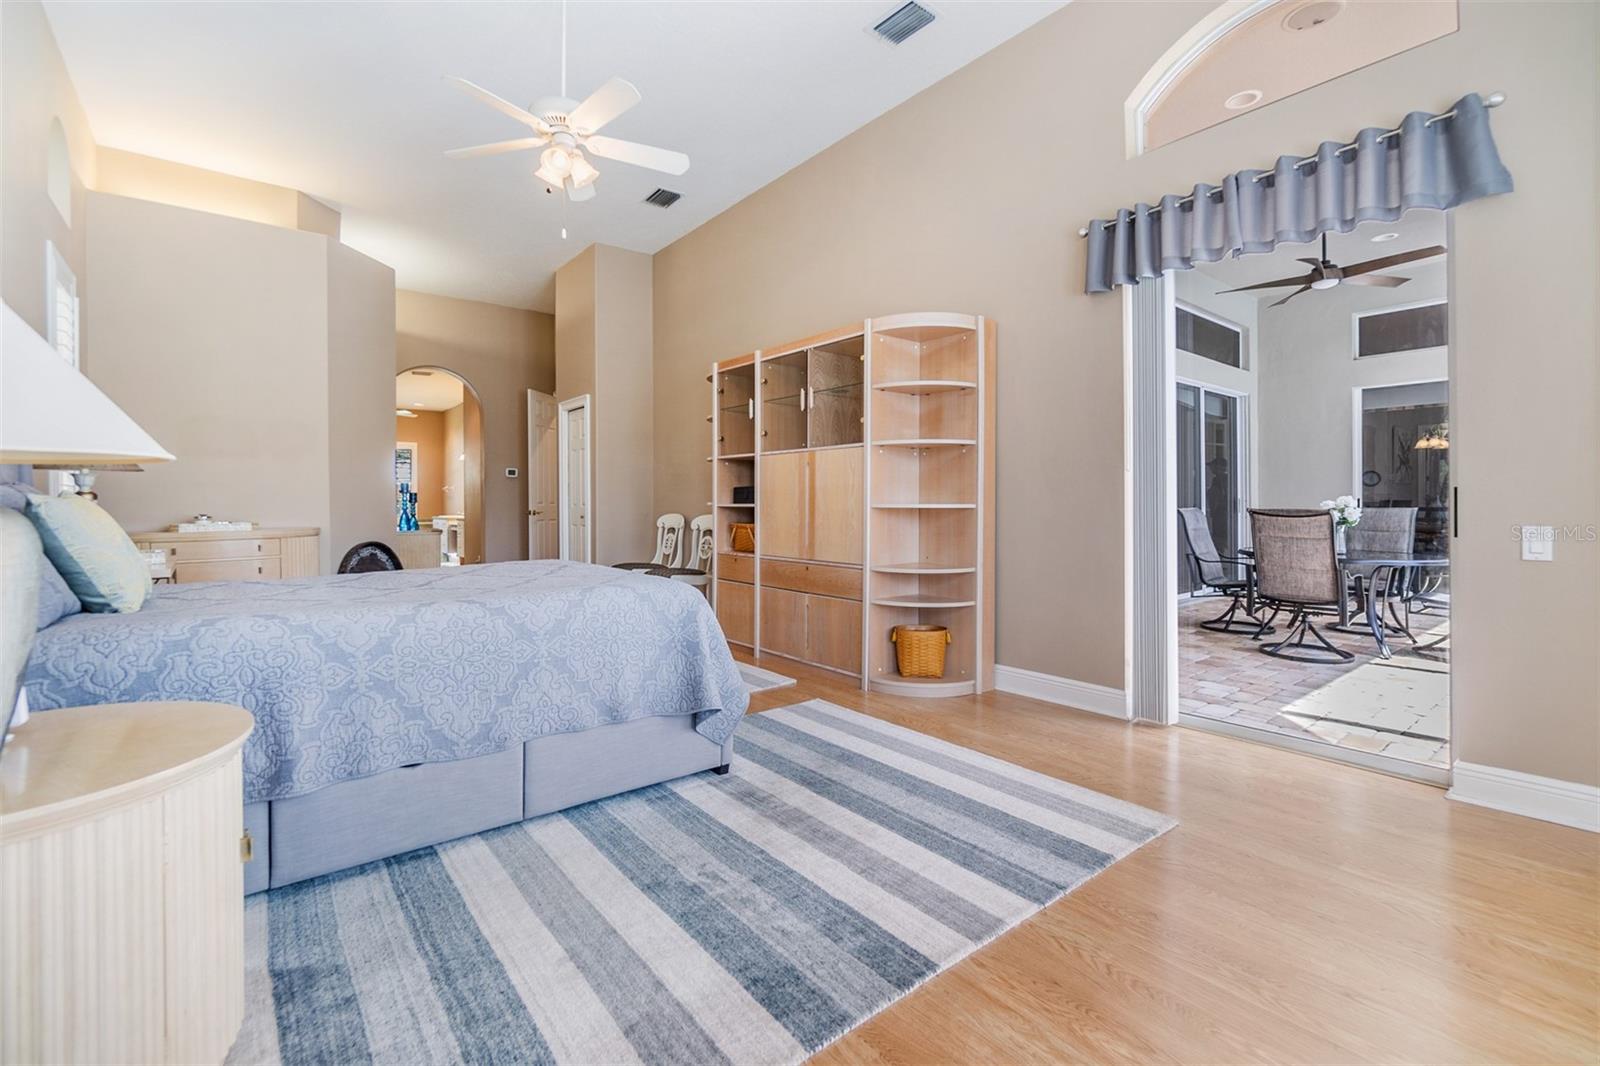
[1249,508,1353,662]
[613,513,684,572]
[1345,506,1419,637]
[1178,507,1267,634]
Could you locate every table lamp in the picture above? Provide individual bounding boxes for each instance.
[0,303,174,739]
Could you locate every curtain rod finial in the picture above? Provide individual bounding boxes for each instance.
[1485,91,1506,107]
[1077,226,1090,238]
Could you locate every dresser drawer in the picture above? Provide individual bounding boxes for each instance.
[718,552,755,584]
[175,557,281,583]
[761,558,861,601]
[148,537,280,562]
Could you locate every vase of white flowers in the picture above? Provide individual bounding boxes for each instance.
[1319,495,1362,553]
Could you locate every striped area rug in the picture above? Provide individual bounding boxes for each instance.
[739,662,798,694]
[230,700,1175,1065]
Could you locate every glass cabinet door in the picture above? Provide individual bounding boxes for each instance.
[761,351,808,452]
[716,363,755,457]
[807,336,864,447]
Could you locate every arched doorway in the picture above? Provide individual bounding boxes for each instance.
[394,367,486,565]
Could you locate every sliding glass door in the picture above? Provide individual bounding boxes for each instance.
[1176,382,1246,593]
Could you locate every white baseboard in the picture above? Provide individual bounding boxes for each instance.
[1447,761,1599,832]
[993,664,1129,720]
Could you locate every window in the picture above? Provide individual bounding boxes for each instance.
[1355,301,1447,358]
[45,243,80,497]
[45,243,79,368]
[1176,305,1242,368]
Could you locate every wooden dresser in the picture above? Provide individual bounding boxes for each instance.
[131,527,320,582]
[0,702,254,1064]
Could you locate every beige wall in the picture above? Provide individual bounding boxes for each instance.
[86,192,332,550]
[97,147,339,238]
[442,403,465,517]
[1,0,97,340]
[652,1,1600,785]
[86,193,395,574]
[398,410,446,520]
[394,289,554,563]
[325,241,398,561]
[556,244,654,566]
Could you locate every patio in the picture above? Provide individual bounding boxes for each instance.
[1178,597,1449,768]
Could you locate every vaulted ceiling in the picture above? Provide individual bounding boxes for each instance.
[45,1,1065,312]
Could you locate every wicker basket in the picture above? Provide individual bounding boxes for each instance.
[729,522,755,553]
[891,624,951,679]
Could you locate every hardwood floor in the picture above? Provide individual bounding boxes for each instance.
[734,651,1600,1065]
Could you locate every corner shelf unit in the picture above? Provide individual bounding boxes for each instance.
[710,313,995,698]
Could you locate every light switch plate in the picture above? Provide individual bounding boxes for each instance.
[505,467,519,478]
[1521,525,1555,561]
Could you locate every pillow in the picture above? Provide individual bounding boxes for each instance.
[0,483,83,629]
[23,493,151,613]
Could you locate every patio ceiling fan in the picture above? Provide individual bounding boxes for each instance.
[442,1,688,202]
[1217,234,1446,307]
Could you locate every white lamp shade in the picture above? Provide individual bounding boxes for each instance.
[1,303,173,465]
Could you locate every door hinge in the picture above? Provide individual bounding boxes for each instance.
[240,830,254,863]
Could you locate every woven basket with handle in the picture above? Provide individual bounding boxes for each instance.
[891,624,950,678]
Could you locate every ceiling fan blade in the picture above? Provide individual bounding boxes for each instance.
[1216,272,1315,295]
[584,134,690,175]
[445,76,550,132]
[444,136,547,159]
[1296,257,1323,267]
[1342,274,1408,288]
[567,179,597,202]
[569,77,642,135]
[1342,244,1447,277]
[1268,285,1313,308]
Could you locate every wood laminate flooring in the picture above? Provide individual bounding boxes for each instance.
[735,651,1599,1064]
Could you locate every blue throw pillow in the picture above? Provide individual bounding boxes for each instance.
[0,483,83,628]
[24,493,150,613]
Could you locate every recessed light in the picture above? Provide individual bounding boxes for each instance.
[411,402,425,408]
[1282,1,1345,32]
[1224,89,1264,111]
[1370,232,1401,243]
[396,409,417,419]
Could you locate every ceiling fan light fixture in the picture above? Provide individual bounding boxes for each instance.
[540,144,574,177]
[568,152,599,189]
[1310,276,1340,290]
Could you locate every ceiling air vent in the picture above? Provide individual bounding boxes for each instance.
[644,188,682,208]
[873,2,935,45]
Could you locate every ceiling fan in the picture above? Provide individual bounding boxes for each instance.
[443,4,688,202]
[1217,234,1446,307]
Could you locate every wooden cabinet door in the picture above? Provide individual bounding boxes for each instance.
[759,451,808,560]
[806,593,862,675]
[807,447,863,564]
[715,580,754,646]
[760,586,808,661]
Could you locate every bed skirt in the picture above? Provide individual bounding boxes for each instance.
[243,714,733,893]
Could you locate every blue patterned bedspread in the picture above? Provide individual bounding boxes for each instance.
[23,561,749,802]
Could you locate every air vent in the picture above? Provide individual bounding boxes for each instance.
[644,188,682,208]
[873,1,935,45]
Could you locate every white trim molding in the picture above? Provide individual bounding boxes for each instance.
[1447,761,1600,832]
[994,665,1130,721]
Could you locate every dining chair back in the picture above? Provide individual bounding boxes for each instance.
[1248,508,1353,662]
[613,513,685,572]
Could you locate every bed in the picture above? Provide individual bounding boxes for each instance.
[22,560,749,892]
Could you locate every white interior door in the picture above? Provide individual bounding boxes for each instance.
[527,390,559,559]
[558,396,591,563]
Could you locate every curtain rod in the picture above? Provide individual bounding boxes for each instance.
[1076,92,1506,238]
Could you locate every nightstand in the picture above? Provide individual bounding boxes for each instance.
[0,702,253,1064]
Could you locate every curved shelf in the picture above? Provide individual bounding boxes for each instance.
[871,438,976,448]
[872,596,976,608]
[869,676,976,698]
[871,563,976,575]
[872,379,976,395]
[871,502,976,510]
[715,502,755,509]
